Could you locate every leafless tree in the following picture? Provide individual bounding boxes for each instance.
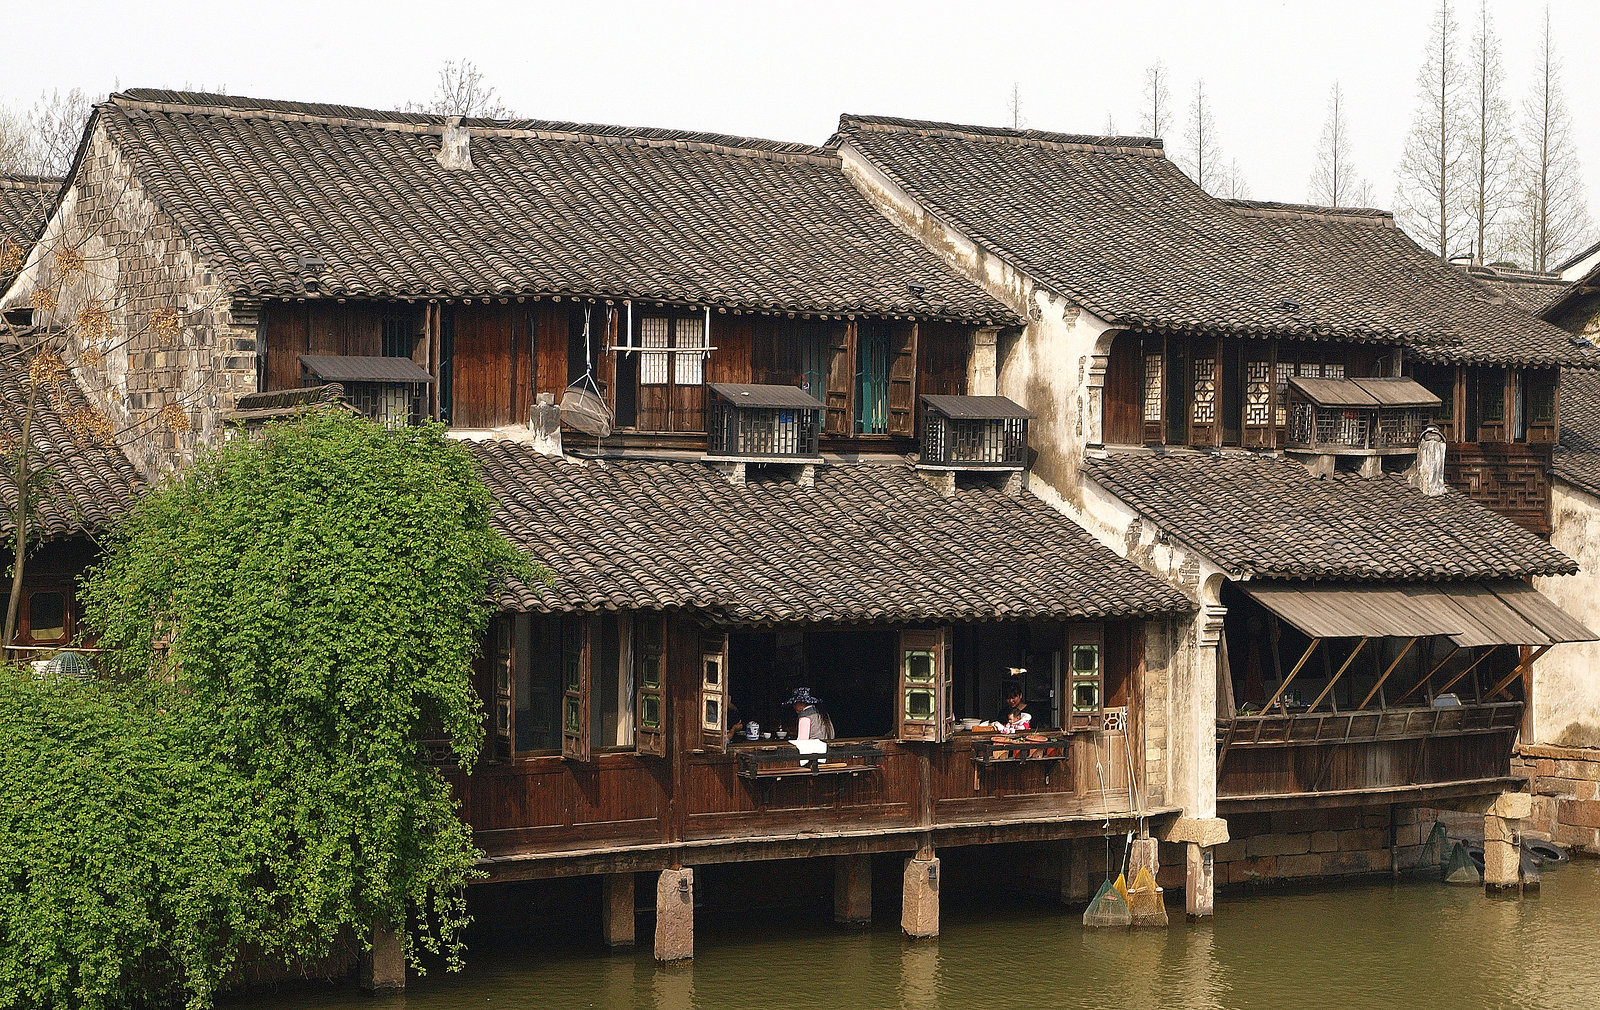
[1181,80,1224,194]
[1508,6,1591,272]
[1396,0,1469,258]
[1007,83,1024,130]
[23,89,94,176]
[1463,1,1517,264]
[1104,112,1118,136]
[1309,83,1374,208]
[1214,158,1251,200]
[0,105,28,175]
[406,59,514,119]
[1139,62,1173,139]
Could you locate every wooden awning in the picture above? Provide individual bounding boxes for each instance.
[1285,376,1441,409]
[1242,581,1595,646]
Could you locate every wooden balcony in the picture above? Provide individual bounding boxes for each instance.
[1216,702,1524,812]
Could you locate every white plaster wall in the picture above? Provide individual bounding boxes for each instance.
[841,144,1220,818]
[1534,478,1600,749]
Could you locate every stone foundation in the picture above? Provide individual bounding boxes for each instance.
[1514,744,1600,854]
[1198,806,1434,887]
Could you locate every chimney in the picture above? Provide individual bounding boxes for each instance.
[437,116,472,170]
[1410,426,1447,495]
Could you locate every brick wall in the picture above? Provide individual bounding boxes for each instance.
[1,121,258,477]
[1514,745,1600,853]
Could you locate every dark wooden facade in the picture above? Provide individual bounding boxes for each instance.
[258,300,977,453]
[1,538,97,657]
[447,614,1157,880]
[1101,332,1561,531]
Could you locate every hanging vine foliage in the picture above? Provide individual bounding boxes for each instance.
[0,411,539,1009]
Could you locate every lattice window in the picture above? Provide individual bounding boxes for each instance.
[674,316,706,386]
[1245,359,1271,425]
[1276,362,1295,425]
[1192,357,1216,423]
[1143,353,1163,422]
[1323,362,1345,380]
[639,316,670,385]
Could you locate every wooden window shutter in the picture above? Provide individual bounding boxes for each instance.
[491,616,515,762]
[887,322,919,436]
[824,322,857,434]
[897,627,950,743]
[699,631,729,753]
[560,615,593,762]
[1067,623,1105,731]
[634,614,668,757]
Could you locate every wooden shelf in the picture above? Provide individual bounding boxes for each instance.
[734,742,885,781]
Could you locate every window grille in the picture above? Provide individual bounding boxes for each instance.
[1192,357,1216,424]
[381,319,410,358]
[1143,353,1163,422]
[674,316,706,386]
[1245,359,1271,425]
[639,317,670,385]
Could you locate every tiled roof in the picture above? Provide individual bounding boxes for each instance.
[1452,263,1569,313]
[473,443,1191,622]
[87,91,1016,325]
[1085,451,1575,581]
[0,345,143,539]
[0,175,56,290]
[834,115,1599,366]
[1555,369,1600,499]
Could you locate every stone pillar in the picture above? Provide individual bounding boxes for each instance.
[835,853,872,925]
[1060,840,1091,906]
[655,868,694,962]
[901,852,940,939]
[602,872,635,948]
[359,919,405,993]
[1185,842,1214,920]
[1483,793,1531,900]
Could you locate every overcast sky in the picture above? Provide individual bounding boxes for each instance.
[4,0,1597,256]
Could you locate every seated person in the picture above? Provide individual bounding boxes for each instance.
[788,686,835,741]
[995,680,1033,736]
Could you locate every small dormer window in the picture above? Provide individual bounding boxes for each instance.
[1284,376,1440,453]
[299,354,432,428]
[919,395,1033,470]
[705,383,824,460]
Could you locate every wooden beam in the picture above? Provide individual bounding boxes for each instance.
[1486,644,1551,700]
[1428,646,1502,702]
[1358,637,1418,710]
[1392,644,1461,707]
[1309,638,1368,712]
[1396,645,1496,705]
[1264,637,1321,713]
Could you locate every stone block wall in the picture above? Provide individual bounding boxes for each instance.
[0,121,258,478]
[1514,745,1600,853]
[1173,806,1437,888]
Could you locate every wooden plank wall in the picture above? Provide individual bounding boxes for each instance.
[1216,727,1517,798]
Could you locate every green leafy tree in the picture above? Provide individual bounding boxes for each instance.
[0,410,539,1009]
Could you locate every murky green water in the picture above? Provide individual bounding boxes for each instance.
[237,861,1600,1010]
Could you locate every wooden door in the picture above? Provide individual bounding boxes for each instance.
[825,322,857,434]
[635,315,707,432]
[561,616,593,762]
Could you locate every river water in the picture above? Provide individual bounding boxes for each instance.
[241,860,1600,1010]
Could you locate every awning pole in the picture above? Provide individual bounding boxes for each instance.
[1263,637,1321,713]
[1357,637,1418,710]
[1486,644,1551,700]
[1309,637,1369,713]
[1392,644,1461,706]
[1406,645,1500,703]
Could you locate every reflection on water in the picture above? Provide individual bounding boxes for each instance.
[231,862,1600,1010]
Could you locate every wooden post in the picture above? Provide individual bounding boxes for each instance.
[602,873,635,948]
[835,853,872,925]
[1398,646,1499,705]
[1264,637,1321,713]
[1389,644,1459,707]
[1487,645,1550,701]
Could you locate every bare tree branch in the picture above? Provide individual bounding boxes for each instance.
[1396,0,1470,258]
[403,59,514,119]
[1181,79,1225,194]
[1465,0,1517,264]
[1140,62,1173,139]
[1508,5,1591,271]
[1309,82,1374,208]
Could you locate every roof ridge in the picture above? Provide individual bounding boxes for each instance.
[1226,198,1394,227]
[108,89,839,166]
[838,113,1165,157]
[0,174,60,190]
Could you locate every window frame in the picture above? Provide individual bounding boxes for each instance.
[897,627,951,743]
[1067,623,1105,731]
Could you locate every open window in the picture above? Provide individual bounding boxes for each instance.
[898,627,950,742]
[700,631,729,752]
[634,614,667,757]
[854,322,918,436]
[629,314,709,432]
[1067,624,1104,731]
[561,616,593,761]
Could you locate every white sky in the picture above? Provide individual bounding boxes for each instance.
[5,0,1598,255]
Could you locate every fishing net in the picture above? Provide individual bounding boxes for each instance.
[1443,840,1481,885]
[1415,821,1449,872]
[1083,873,1132,928]
[1127,866,1168,927]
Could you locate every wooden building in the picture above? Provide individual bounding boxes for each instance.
[833,116,1598,902]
